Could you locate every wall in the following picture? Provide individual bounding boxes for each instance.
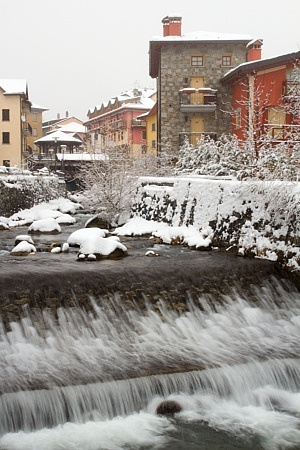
[132,176,300,270]
[0,91,22,167]
[159,42,248,150]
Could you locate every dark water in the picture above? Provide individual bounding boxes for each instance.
[0,215,300,449]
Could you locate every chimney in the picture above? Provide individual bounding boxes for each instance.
[57,113,60,120]
[162,15,182,37]
[66,111,69,118]
[247,39,263,62]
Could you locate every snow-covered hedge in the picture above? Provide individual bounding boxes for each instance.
[0,170,66,216]
[131,176,300,271]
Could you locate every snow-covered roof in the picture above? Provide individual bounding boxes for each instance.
[151,30,253,43]
[0,79,28,95]
[56,153,106,161]
[31,103,49,112]
[88,88,156,116]
[222,49,300,83]
[56,122,86,134]
[34,130,82,144]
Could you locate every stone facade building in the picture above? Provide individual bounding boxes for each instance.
[149,16,260,153]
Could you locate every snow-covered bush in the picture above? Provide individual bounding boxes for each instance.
[175,134,300,182]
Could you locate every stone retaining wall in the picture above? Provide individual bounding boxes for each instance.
[131,176,300,270]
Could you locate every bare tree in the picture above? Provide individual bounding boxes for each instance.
[79,145,174,226]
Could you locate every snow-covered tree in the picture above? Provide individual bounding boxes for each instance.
[79,146,174,225]
[175,134,300,182]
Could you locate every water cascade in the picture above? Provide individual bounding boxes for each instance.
[0,276,300,449]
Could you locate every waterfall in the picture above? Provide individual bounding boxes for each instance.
[0,277,300,449]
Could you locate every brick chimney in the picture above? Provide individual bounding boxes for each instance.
[247,39,263,62]
[162,15,182,37]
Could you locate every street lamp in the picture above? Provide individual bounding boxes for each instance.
[53,137,58,172]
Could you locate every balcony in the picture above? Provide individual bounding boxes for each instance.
[262,124,300,141]
[131,119,146,127]
[22,122,32,136]
[179,88,217,114]
[179,131,217,146]
[110,119,126,130]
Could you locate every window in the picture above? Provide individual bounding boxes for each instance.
[33,128,38,137]
[2,109,9,121]
[191,55,204,66]
[222,55,232,66]
[142,130,146,140]
[151,140,156,148]
[151,122,156,132]
[32,113,37,122]
[2,132,10,144]
[235,108,242,129]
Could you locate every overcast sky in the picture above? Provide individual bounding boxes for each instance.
[1,0,299,122]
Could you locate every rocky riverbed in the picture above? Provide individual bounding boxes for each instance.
[0,213,293,327]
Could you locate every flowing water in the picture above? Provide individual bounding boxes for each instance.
[0,277,300,449]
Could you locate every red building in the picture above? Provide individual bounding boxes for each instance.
[222,50,300,150]
[84,89,156,157]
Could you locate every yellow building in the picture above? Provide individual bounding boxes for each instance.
[0,79,31,168]
[27,104,49,155]
[139,103,157,156]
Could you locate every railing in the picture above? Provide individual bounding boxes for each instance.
[262,124,300,141]
[110,120,126,130]
[179,88,217,113]
[131,119,146,127]
[179,132,217,146]
[282,80,300,98]
[22,122,32,136]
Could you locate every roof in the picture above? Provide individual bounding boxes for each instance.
[34,130,82,144]
[0,79,28,95]
[85,88,156,119]
[56,152,106,162]
[222,49,300,83]
[151,30,253,43]
[56,122,86,134]
[31,103,49,112]
[149,31,253,78]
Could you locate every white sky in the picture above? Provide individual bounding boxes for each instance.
[1,0,299,122]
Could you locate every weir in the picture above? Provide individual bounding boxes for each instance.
[0,271,300,449]
[1,217,300,448]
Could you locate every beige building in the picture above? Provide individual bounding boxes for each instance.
[0,79,31,167]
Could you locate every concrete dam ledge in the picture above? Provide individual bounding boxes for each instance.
[0,238,292,326]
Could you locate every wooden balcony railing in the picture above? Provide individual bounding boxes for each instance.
[282,80,300,99]
[262,124,300,141]
[179,87,217,113]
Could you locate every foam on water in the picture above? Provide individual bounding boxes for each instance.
[0,277,300,449]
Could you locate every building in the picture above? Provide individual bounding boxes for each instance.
[0,79,32,167]
[221,50,300,151]
[27,104,49,154]
[84,88,156,157]
[149,16,261,153]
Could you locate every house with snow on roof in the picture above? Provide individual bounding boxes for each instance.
[84,88,156,157]
[221,49,300,153]
[149,16,262,153]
